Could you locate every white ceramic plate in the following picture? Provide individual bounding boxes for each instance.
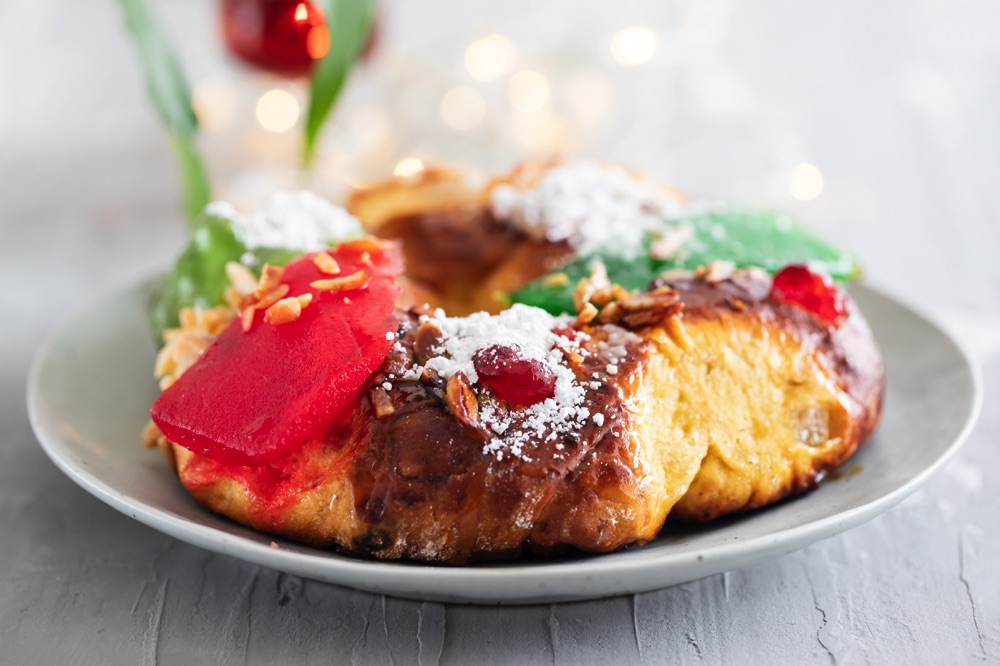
[27,280,981,604]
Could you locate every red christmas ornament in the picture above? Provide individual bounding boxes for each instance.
[221,0,330,77]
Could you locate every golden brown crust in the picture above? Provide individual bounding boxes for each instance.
[153,163,884,564]
[173,322,673,563]
[657,274,884,520]
[165,270,883,563]
[363,203,570,316]
[346,166,484,227]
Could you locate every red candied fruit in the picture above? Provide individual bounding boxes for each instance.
[472,344,556,407]
[151,241,402,466]
[770,264,847,325]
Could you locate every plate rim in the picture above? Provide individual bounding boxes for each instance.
[26,278,984,604]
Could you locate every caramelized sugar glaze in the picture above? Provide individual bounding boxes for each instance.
[162,167,884,564]
[176,308,655,563]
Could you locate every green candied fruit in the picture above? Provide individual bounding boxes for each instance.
[149,215,300,343]
[511,208,860,317]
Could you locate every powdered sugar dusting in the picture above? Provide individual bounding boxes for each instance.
[399,304,597,461]
[490,161,683,257]
[205,191,363,252]
[419,305,577,383]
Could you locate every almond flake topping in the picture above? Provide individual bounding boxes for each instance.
[542,272,570,288]
[703,260,736,284]
[155,306,233,389]
[264,296,302,325]
[254,284,290,312]
[235,264,289,332]
[576,302,599,326]
[370,386,395,418]
[312,252,341,275]
[225,261,259,295]
[311,270,370,292]
[649,224,693,260]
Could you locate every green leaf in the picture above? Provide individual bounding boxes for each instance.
[303,0,376,167]
[148,216,301,342]
[171,131,212,224]
[119,0,211,230]
[149,218,244,340]
[512,209,860,316]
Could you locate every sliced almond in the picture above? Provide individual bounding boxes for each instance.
[254,283,291,311]
[620,303,683,329]
[596,285,683,330]
[542,272,569,288]
[369,386,395,418]
[264,296,303,325]
[225,261,259,295]
[141,420,163,449]
[446,372,479,428]
[726,297,747,312]
[172,337,203,370]
[223,286,243,310]
[179,307,197,329]
[343,237,389,254]
[657,268,696,284]
[595,301,622,326]
[576,302,599,326]
[704,260,736,285]
[154,345,176,379]
[573,260,612,311]
[311,270,370,292]
[240,306,256,332]
[258,264,284,293]
[620,287,680,312]
[649,224,693,261]
[664,316,693,351]
[312,253,341,275]
[610,284,633,301]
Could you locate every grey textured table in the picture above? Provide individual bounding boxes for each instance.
[2,0,999,663]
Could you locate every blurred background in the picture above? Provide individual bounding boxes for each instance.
[2,4,999,661]
[2,0,998,313]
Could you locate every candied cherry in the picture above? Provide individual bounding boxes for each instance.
[472,345,556,407]
[770,264,847,325]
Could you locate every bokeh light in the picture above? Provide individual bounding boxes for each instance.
[508,70,550,113]
[440,86,487,131]
[393,157,425,178]
[565,70,614,127]
[191,80,237,132]
[511,111,568,153]
[255,89,300,133]
[610,26,658,66]
[465,35,518,81]
[789,163,824,200]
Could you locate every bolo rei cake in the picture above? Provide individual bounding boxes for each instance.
[143,161,884,564]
